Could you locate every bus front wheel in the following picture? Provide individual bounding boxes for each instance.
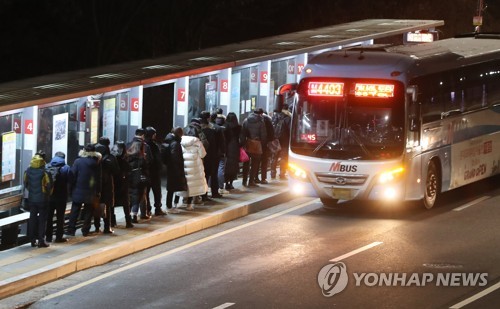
[423,160,440,209]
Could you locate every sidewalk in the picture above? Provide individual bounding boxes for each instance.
[0,179,290,300]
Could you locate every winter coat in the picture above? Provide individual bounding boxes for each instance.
[46,155,70,202]
[24,155,51,203]
[163,133,187,192]
[176,136,207,198]
[146,137,163,177]
[224,123,242,181]
[200,122,219,162]
[111,148,129,207]
[272,109,292,148]
[69,149,102,204]
[262,113,274,144]
[127,136,151,178]
[240,112,267,147]
[212,121,226,158]
[95,143,120,206]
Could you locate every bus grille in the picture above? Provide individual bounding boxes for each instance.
[315,173,368,186]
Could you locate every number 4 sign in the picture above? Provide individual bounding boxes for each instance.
[25,120,33,134]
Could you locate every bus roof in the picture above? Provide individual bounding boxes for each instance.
[303,35,500,81]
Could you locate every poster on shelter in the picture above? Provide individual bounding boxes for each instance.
[103,98,116,145]
[52,113,68,159]
[1,131,16,182]
[90,108,99,144]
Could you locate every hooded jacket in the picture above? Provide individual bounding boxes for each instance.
[46,155,70,202]
[69,149,102,204]
[24,154,51,203]
[176,135,207,198]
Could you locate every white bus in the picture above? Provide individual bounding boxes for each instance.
[285,34,500,209]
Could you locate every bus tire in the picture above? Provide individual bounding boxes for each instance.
[423,160,440,209]
[320,198,339,209]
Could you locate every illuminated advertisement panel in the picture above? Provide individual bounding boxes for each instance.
[354,83,394,98]
[308,82,344,97]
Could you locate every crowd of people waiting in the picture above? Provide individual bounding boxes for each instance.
[23,99,291,248]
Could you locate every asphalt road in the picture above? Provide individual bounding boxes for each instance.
[8,176,500,309]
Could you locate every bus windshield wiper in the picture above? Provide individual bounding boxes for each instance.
[346,127,372,158]
[313,130,334,154]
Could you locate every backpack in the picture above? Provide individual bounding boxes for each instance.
[45,165,61,194]
[199,130,210,151]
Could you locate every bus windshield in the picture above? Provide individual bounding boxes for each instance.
[290,79,405,160]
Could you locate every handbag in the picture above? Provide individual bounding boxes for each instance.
[239,147,250,162]
[267,139,282,153]
[245,138,263,155]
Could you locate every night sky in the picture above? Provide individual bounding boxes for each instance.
[1,0,498,84]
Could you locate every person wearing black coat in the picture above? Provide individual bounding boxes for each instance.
[223,112,242,190]
[111,141,133,228]
[271,99,292,180]
[45,151,70,243]
[240,109,267,187]
[127,136,149,223]
[257,109,274,184]
[95,137,120,234]
[67,143,102,237]
[162,127,187,213]
[145,126,166,216]
[200,111,223,200]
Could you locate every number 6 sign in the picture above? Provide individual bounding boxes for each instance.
[131,98,139,112]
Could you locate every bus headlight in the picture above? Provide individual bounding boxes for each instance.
[378,167,404,184]
[288,163,308,181]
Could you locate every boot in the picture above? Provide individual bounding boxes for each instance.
[111,214,117,228]
[242,177,248,187]
[131,215,139,224]
[125,215,134,228]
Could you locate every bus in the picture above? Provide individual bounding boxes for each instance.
[285,34,500,209]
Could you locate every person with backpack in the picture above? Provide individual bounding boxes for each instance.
[24,151,52,248]
[271,96,291,180]
[161,126,187,213]
[45,151,70,243]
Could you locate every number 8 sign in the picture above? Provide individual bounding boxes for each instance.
[220,80,228,92]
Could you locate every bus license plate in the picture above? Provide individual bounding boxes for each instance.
[332,188,353,200]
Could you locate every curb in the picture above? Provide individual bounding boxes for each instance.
[0,188,290,299]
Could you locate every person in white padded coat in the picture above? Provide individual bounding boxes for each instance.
[176,135,208,210]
